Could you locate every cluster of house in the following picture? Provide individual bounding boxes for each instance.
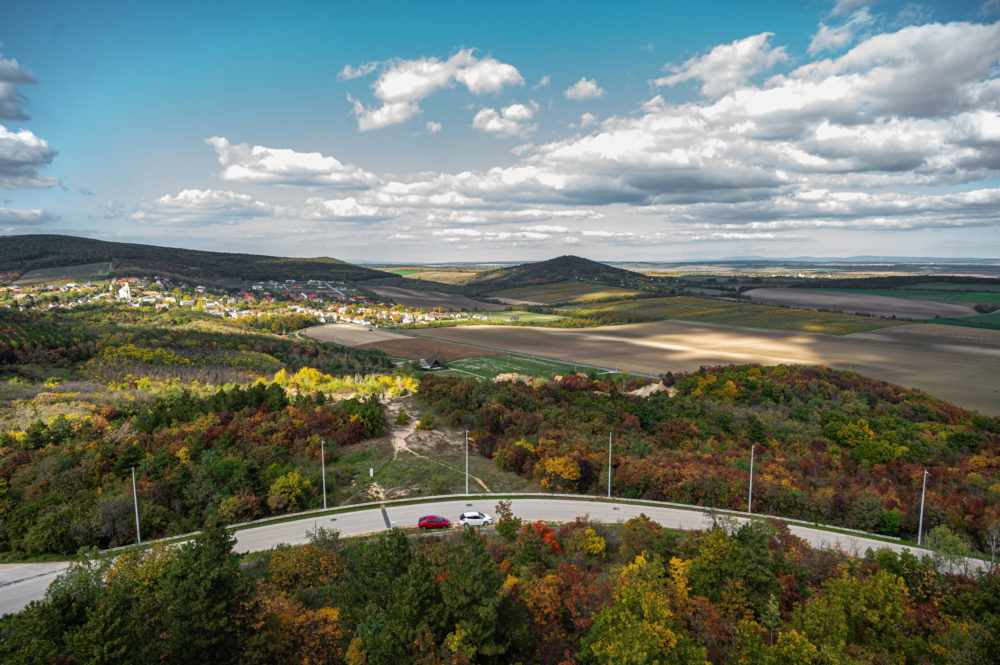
[2,277,488,329]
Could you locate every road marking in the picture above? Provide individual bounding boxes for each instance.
[380,506,392,529]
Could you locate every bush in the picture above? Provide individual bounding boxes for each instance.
[415,413,435,430]
[395,409,412,426]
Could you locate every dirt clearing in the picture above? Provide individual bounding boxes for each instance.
[300,323,409,346]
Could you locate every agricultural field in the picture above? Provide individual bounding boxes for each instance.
[897,281,1000,292]
[367,285,505,311]
[745,288,980,319]
[13,261,112,285]
[489,280,645,305]
[826,288,1000,303]
[562,295,899,335]
[481,309,565,324]
[400,269,482,285]
[404,320,1000,415]
[440,353,604,379]
[356,337,503,362]
[300,323,409,347]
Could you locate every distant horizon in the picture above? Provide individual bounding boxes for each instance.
[2,0,999,260]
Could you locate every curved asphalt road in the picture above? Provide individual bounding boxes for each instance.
[1,498,987,616]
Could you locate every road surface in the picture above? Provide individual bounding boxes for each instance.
[1,497,988,616]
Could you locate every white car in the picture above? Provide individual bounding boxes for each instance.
[458,511,493,527]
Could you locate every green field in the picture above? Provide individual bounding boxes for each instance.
[482,309,564,324]
[920,310,1000,331]
[897,281,1000,293]
[388,269,426,275]
[490,281,645,305]
[826,288,1000,302]
[441,354,609,379]
[562,296,901,335]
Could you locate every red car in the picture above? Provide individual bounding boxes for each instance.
[418,515,451,530]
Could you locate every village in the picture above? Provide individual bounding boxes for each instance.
[0,276,490,329]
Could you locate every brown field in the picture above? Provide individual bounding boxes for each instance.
[356,338,503,361]
[406,321,1000,415]
[300,324,409,347]
[489,281,645,305]
[367,286,506,311]
[746,288,980,319]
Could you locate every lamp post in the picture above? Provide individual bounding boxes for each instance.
[321,439,327,510]
[917,468,928,546]
[607,433,613,498]
[748,444,755,514]
[465,430,469,495]
[131,466,141,544]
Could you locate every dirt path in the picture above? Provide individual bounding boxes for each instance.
[384,400,492,492]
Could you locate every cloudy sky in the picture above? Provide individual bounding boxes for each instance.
[2,0,1000,262]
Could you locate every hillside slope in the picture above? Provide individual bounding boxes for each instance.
[0,234,393,284]
[464,255,652,295]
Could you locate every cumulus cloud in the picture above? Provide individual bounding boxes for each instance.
[809,8,874,55]
[132,189,277,225]
[831,0,878,16]
[654,33,788,96]
[472,102,538,137]
[0,51,37,121]
[348,50,523,131]
[206,136,379,188]
[0,207,56,225]
[533,75,551,89]
[338,61,378,80]
[425,121,442,133]
[578,112,598,128]
[0,125,58,188]
[564,77,605,100]
[300,196,394,221]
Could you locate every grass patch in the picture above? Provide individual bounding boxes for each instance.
[825,288,1000,303]
[897,281,1000,293]
[560,296,900,335]
[919,311,1000,331]
[482,309,564,324]
[444,354,600,379]
[388,269,425,275]
[490,281,645,305]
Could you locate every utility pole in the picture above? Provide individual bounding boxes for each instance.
[131,466,141,544]
[465,430,469,495]
[748,444,755,514]
[917,468,928,546]
[607,432,613,498]
[321,440,327,510]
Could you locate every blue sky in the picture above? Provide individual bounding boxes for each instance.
[2,0,999,261]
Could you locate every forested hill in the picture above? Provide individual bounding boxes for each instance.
[464,254,653,295]
[0,234,394,283]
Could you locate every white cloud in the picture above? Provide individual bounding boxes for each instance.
[0,51,37,121]
[132,189,277,225]
[654,33,788,97]
[521,224,569,233]
[809,8,874,55]
[472,102,538,137]
[0,125,58,188]
[832,0,878,16]
[206,136,379,188]
[564,77,605,100]
[338,61,378,80]
[578,112,598,128]
[348,50,523,131]
[533,75,551,89]
[300,196,393,221]
[425,121,442,133]
[0,207,56,225]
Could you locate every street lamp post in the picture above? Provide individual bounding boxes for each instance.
[465,430,469,495]
[131,466,141,544]
[321,440,327,510]
[917,468,928,546]
[748,444,755,514]
[607,432,613,498]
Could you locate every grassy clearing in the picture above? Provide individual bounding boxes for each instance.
[14,262,112,285]
[561,296,900,335]
[490,281,645,305]
[443,354,602,379]
[388,269,425,275]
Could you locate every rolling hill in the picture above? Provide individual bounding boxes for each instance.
[463,254,654,295]
[0,234,394,284]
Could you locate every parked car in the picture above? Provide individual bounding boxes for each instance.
[418,515,451,529]
[458,511,492,527]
